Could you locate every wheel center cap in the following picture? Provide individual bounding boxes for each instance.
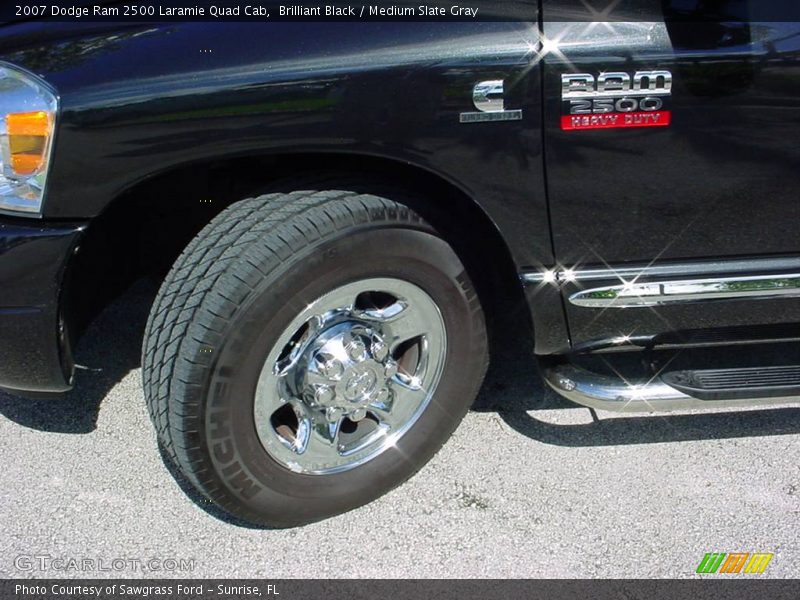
[343,368,378,401]
[298,322,394,411]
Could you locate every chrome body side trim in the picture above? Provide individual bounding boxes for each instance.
[570,273,800,308]
[543,363,800,413]
[521,256,800,284]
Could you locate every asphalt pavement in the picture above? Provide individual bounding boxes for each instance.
[1,279,798,578]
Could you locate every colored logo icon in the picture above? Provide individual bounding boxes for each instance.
[696,552,773,574]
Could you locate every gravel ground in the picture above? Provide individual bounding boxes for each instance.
[1,279,798,579]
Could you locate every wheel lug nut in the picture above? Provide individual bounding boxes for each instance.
[384,361,397,379]
[314,385,335,406]
[322,359,343,379]
[349,408,367,422]
[376,388,390,403]
[314,352,344,379]
[346,339,367,361]
[372,341,388,362]
[326,406,343,421]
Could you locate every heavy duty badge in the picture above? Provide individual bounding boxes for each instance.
[560,70,672,131]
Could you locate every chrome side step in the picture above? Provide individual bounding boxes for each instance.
[662,366,800,401]
[543,363,800,413]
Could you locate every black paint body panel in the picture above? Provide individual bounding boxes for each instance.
[0,9,798,392]
[0,219,83,394]
[0,22,551,268]
[0,19,561,390]
[541,9,800,348]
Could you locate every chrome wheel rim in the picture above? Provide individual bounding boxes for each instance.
[253,278,447,475]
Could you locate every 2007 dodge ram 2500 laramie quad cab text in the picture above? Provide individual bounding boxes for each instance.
[0,2,798,526]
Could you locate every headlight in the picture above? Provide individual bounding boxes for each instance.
[0,62,58,215]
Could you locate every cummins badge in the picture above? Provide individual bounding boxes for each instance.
[460,80,523,123]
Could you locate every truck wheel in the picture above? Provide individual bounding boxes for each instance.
[142,190,488,526]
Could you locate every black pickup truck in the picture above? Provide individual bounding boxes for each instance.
[0,2,798,526]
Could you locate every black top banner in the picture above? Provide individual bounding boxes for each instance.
[2,0,800,23]
[5,0,534,22]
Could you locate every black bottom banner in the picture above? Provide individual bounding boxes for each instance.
[2,580,799,600]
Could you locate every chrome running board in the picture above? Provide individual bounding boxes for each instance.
[543,363,800,413]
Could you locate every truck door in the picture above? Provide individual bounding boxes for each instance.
[540,0,800,349]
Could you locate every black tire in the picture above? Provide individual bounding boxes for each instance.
[142,190,488,527]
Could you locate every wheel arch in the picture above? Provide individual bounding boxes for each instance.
[65,150,535,381]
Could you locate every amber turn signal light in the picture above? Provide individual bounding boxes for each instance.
[6,111,51,175]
